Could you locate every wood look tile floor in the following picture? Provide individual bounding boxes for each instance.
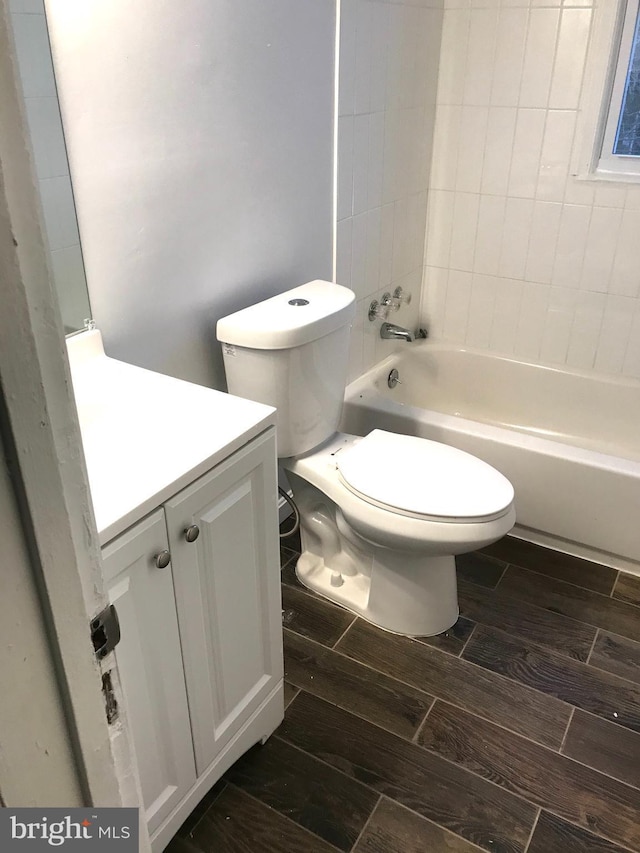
[168,536,640,853]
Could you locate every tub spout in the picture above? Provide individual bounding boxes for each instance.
[380,322,413,342]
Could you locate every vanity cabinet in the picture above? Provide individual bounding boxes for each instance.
[102,429,283,848]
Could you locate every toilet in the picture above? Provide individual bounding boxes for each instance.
[217,281,515,636]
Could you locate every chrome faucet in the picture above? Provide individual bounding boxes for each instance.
[380,322,413,342]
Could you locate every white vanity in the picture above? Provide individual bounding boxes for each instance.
[67,330,284,851]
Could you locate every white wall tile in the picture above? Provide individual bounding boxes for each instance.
[347,298,365,384]
[350,211,369,299]
[456,107,489,193]
[551,204,591,288]
[610,209,640,298]
[490,9,528,107]
[474,195,506,276]
[594,294,635,374]
[369,1,390,114]
[430,105,461,190]
[466,274,498,347]
[422,266,449,338]
[498,197,534,279]
[515,281,549,359]
[519,10,560,108]
[622,305,640,378]
[507,109,546,198]
[580,206,623,293]
[10,12,56,98]
[536,110,575,202]
[539,285,578,364]
[339,0,357,116]
[379,202,396,289]
[352,114,371,215]
[443,270,472,341]
[481,107,517,195]
[367,111,385,210]
[365,207,382,296]
[489,278,523,354]
[49,245,89,332]
[336,217,353,292]
[337,116,354,221]
[438,10,470,105]
[566,291,606,369]
[425,190,455,268]
[463,9,498,106]
[525,201,562,284]
[10,0,45,12]
[548,9,591,110]
[449,192,480,271]
[23,95,69,180]
[354,0,373,115]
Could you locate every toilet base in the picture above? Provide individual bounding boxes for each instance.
[293,512,459,637]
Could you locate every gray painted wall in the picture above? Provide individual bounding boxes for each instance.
[47,0,335,389]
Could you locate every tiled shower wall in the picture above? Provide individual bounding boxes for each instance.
[421,0,640,378]
[336,0,443,383]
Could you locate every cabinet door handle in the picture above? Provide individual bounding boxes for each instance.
[154,550,171,569]
[184,524,200,543]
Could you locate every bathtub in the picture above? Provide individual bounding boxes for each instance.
[341,342,640,575]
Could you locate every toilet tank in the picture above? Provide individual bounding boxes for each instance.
[217,281,356,457]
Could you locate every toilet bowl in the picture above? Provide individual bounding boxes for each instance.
[282,430,514,635]
[217,281,516,636]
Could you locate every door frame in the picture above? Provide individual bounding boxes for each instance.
[0,0,142,824]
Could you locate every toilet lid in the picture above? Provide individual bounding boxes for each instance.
[336,430,514,521]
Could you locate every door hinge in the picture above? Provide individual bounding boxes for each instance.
[90,604,121,660]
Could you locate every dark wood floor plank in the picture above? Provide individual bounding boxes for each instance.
[498,565,640,643]
[224,736,378,851]
[463,626,640,734]
[284,681,299,709]
[284,629,432,739]
[281,584,354,647]
[419,701,640,851]
[562,709,640,790]
[613,573,640,607]
[590,630,640,685]
[177,780,227,838]
[416,616,476,656]
[279,691,538,853]
[458,578,596,661]
[337,619,571,749]
[187,783,338,853]
[456,552,506,589]
[353,796,484,853]
[527,811,635,853]
[482,538,618,594]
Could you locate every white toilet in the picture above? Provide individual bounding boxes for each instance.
[217,281,515,636]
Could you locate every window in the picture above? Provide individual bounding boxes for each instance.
[597,0,640,178]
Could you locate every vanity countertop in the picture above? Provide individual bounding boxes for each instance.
[67,330,276,545]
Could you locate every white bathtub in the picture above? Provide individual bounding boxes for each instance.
[341,342,640,575]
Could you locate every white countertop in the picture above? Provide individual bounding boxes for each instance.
[67,330,276,545]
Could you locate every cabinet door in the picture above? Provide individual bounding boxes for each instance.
[166,429,283,775]
[102,510,196,836]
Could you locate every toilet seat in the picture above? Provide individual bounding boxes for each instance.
[336,429,514,523]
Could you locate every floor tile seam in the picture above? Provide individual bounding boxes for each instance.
[610,569,622,599]
[492,551,618,597]
[411,697,436,745]
[557,706,575,753]
[585,627,600,665]
[284,684,301,710]
[275,717,540,848]
[284,625,437,709]
[459,579,602,655]
[349,793,384,852]
[521,807,541,853]
[182,782,229,840]
[457,620,478,657]
[463,621,637,686]
[499,562,636,612]
[531,805,640,853]
[221,780,345,853]
[372,795,490,853]
[423,697,640,802]
[332,615,358,649]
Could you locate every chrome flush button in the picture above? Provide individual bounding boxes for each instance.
[288,298,309,306]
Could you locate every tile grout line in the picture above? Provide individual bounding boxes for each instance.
[457,621,478,657]
[522,807,541,853]
[610,570,621,599]
[558,706,576,754]
[491,560,509,590]
[332,615,359,649]
[412,696,436,744]
[585,627,600,666]
[348,793,383,853]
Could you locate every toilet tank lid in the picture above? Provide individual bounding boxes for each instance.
[216,281,356,350]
